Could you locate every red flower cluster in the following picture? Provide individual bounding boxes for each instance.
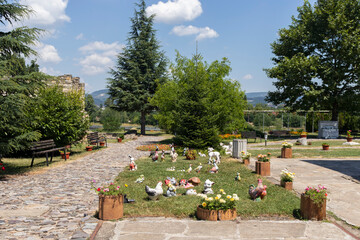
[0,163,4,171]
[136,144,171,151]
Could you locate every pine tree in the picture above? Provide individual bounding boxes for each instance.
[108,0,167,135]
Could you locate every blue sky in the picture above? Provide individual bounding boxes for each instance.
[16,0,316,93]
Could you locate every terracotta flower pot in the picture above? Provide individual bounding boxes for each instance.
[255,161,270,176]
[300,194,326,221]
[280,180,293,190]
[281,148,292,158]
[196,206,218,221]
[322,145,329,150]
[60,152,70,159]
[86,146,93,151]
[300,134,307,138]
[243,158,250,165]
[196,206,237,221]
[118,138,122,143]
[98,194,124,220]
[347,137,353,142]
[100,142,105,146]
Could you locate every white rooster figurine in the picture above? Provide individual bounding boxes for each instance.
[129,155,137,171]
[145,182,163,200]
[194,163,202,173]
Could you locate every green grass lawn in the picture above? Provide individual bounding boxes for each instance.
[0,143,106,177]
[115,155,300,218]
[251,140,360,149]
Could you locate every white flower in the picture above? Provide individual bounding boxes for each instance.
[220,199,226,203]
[216,194,222,199]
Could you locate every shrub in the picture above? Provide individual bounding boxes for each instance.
[185,149,197,160]
[100,108,122,131]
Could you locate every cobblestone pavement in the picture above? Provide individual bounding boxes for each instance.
[0,135,164,240]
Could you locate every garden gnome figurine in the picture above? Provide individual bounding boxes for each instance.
[166,183,176,197]
[203,179,214,194]
[129,155,137,171]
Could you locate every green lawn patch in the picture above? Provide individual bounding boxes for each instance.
[115,155,300,218]
[249,148,360,158]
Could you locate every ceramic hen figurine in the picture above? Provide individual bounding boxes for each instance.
[209,163,219,173]
[249,179,267,201]
[194,163,202,173]
[152,150,158,162]
[145,182,163,201]
[186,164,192,173]
[235,172,241,181]
[161,150,165,162]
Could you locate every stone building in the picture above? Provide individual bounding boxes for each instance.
[49,74,85,93]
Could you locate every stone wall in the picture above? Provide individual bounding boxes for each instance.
[49,74,85,93]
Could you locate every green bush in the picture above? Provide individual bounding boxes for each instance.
[100,108,122,131]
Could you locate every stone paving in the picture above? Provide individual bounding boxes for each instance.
[0,135,164,240]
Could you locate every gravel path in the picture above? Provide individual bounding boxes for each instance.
[0,135,164,240]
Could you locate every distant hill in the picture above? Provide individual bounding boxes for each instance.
[90,89,271,107]
[90,89,109,106]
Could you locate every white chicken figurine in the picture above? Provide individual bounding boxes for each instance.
[198,152,206,157]
[186,164,192,173]
[161,150,165,162]
[194,163,202,173]
[145,182,163,201]
[152,150,158,162]
[129,155,137,171]
[209,163,219,173]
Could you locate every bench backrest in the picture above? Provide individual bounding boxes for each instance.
[31,139,56,151]
[87,132,99,140]
[272,130,290,136]
[241,131,256,138]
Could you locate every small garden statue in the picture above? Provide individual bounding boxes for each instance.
[166,183,176,197]
[203,179,214,194]
[145,182,163,201]
[170,150,178,162]
[249,179,267,201]
[179,179,187,187]
[198,151,206,157]
[209,163,219,173]
[208,147,221,164]
[129,155,137,171]
[194,163,202,173]
[185,189,197,195]
[164,177,177,186]
[135,174,144,183]
[161,150,165,162]
[235,172,241,181]
[186,164,192,173]
[152,150,158,162]
[183,147,188,156]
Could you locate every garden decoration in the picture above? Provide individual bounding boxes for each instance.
[170,150,178,162]
[198,151,206,157]
[183,147,188,156]
[179,179,187,187]
[59,150,70,159]
[235,172,241,181]
[322,143,329,150]
[281,142,293,158]
[280,169,295,190]
[135,175,144,183]
[123,194,135,204]
[86,145,93,151]
[166,183,177,197]
[152,150,159,162]
[220,142,233,155]
[249,179,267,201]
[194,163,202,173]
[186,189,197,195]
[300,131,307,138]
[209,163,219,173]
[203,179,214,194]
[117,137,122,143]
[300,185,327,220]
[161,150,165,162]
[197,190,239,221]
[145,182,163,201]
[256,153,271,176]
[91,180,127,220]
[166,166,176,171]
[240,151,251,165]
[188,177,201,186]
[184,182,195,188]
[164,177,177,186]
[129,155,137,171]
[296,138,307,146]
[186,164,192,173]
[208,147,221,165]
[347,130,353,142]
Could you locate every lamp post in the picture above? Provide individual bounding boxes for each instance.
[264,131,268,147]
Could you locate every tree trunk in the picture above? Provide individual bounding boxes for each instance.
[140,111,146,135]
[331,103,338,121]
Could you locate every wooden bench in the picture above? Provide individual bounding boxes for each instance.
[87,132,107,147]
[271,130,291,138]
[30,139,67,167]
[241,131,261,143]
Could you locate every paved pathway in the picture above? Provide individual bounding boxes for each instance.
[0,135,163,240]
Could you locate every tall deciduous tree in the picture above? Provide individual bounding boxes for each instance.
[108,0,167,135]
[151,53,246,148]
[265,0,360,120]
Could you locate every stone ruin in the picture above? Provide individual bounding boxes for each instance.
[49,74,85,93]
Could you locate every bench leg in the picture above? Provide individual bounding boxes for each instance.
[31,154,35,167]
[64,148,67,161]
[45,152,49,166]
[50,152,53,162]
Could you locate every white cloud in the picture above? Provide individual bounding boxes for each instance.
[171,25,219,40]
[40,66,61,76]
[36,43,62,63]
[20,0,70,26]
[75,33,84,40]
[243,74,254,80]
[146,0,202,24]
[78,41,124,76]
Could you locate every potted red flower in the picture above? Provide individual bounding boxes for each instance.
[300,185,327,220]
[256,153,271,176]
[59,150,70,159]
[346,130,353,142]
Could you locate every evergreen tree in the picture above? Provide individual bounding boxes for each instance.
[266,0,360,120]
[108,0,167,135]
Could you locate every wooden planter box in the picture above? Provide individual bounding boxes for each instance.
[99,194,124,220]
[196,206,237,221]
[300,194,326,221]
[280,180,293,190]
[243,158,250,165]
[255,161,270,176]
[281,148,292,158]
[347,137,353,142]
[60,152,70,159]
[118,138,122,143]
[322,145,329,150]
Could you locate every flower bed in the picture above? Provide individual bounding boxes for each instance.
[219,134,241,140]
[136,144,171,151]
